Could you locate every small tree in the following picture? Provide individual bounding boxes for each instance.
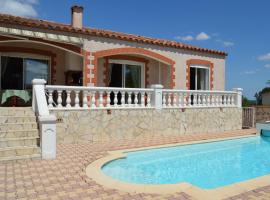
[242,96,251,107]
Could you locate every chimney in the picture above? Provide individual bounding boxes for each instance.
[71,5,83,29]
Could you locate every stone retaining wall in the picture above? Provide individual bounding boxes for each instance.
[52,108,242,144]
[254,106,270,122]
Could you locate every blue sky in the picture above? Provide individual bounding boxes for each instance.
[1,0,270,99]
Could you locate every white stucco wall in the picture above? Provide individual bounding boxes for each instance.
[83,36,226,90]
[0,24,226,90]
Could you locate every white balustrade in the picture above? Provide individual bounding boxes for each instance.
[45,85,154,110]
[162,89,238,108]
[45,85,240,110]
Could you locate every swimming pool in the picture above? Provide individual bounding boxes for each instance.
[102,136,270,189]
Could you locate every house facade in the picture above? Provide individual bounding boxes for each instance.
[0,5,227,103]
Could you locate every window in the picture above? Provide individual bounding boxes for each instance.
[190,65,210,90]
[0,55,50,90]
[108,60,144,88]
[24,58,49,89]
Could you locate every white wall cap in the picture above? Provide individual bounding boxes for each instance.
[32,79,47,85]
[232,88,243,92]
[150,84,164,89]
[39,115,56,123]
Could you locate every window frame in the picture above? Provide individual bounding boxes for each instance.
[190,64,210,90]
[0,53,51,90]
[108,59,145,88]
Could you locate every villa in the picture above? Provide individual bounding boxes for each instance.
[1,5,269,200]
[0,5,243,147]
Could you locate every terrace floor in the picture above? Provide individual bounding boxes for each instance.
[2,128,269,200]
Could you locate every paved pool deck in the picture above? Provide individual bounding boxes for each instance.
[2,128,269,200]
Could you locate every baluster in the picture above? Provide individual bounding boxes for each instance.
[74,90,80,108]
[82,91,88,108]
[188,92,192,107]
[48,90,53,108]
[162,93,167,107]
[113,91,118,107]
[231,94,235,106]
[202,94,206,106]
[134,92,138,107]
[219,94,223,106]
[121,92,125,107]
[215,94,219,107]
[126,92,131,107]
[99,91,104,108]
[178,93,182,107]
[106,91,110,107]
[57,90,62,107]
[224,94,227,106]
[141,92,145,107]
[147,93,151,107]
[209,94,213,107]
[65,90,71,108]
[207,94,210,107]
[168,93,172,107]
[173,93,177,107]
[197,93,201,106]
[228,94,232,106]
[91,91,96,108]
[211,94,215,107]
[183,93,187,107]
[214,94,218,106]
[193,93,197,107]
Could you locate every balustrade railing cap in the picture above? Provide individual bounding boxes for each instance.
[232,88,243,92]
[32,79,47,85]
[150,84,164,89]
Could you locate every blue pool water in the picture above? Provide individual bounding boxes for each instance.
[102,136,270,189]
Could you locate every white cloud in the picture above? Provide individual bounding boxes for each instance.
[175,35,194,41]
[216,39,234,47]
[223,41,234,47]
[243,70,256,74]
[265,64,270,68]
[258,53,270,61]
[196,32,210,40]
[0,0,38,17]
[242,68,260,75]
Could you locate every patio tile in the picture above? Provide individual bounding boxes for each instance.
[1,129,267,200]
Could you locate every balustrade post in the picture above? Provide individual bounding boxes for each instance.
[150,84,164,110]
[233,88,243,108]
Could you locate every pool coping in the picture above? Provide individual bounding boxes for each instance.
[86,133,270,200]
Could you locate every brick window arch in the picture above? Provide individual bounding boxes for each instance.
[90,47,176,88]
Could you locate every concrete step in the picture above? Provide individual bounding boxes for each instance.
[0,146,40,157]
[0,107,35,117]
[0,116,36,124]
[0,129,39,138]
[0,122,38,131]
[0,137,39,148]
[0,154,41,162]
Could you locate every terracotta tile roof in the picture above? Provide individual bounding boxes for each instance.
[0,13,227,56]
